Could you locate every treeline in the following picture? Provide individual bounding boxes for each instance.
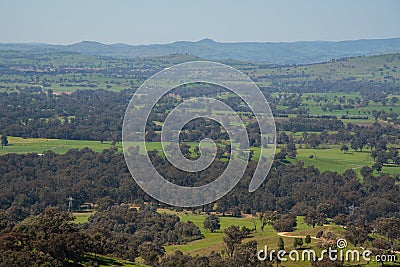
[278,121,400,147]
[0,148,398,224]
[264,79,400,95]
[0,89,130,141]
[276,116,344,132]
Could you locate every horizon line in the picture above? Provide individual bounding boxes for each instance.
[1,36,400,46]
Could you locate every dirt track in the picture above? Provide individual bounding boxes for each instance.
[277,232,319,240]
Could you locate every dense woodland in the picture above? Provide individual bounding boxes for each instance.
[0,147,398,223]
[0,89,129,141]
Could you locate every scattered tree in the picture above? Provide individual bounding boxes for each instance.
[0,135,8,148]
[340,144,349,154]
[278,237,285,250]
[203,214,220,233]
[223,225,251,257]
[293,237,303,249]
[305,235,312,247]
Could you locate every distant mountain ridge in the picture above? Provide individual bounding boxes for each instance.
[1,37,400,64]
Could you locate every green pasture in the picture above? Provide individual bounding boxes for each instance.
[290,144,400,176]
[163,212,395,267]
[0,136,121,155]
[72,209,399,266]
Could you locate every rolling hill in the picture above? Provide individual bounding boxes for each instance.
[1,37,400,64]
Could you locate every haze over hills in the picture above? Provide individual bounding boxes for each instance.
[1,37,400,64]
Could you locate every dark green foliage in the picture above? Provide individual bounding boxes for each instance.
[0,148,141,214]
[0,48,399,267]
[160,250,211,267]
[204,214,221,233]
[276,117,344,132]
[0,207,88,266]
[293,237,303,249]
[82,206,201,261]
[305,235,312,246]
[316,231,324,238]
[312,254,344,267]
[345,221,369,247]
[223,225,251,257]
[0,148,398,224]
[0,205,201,266]
[278,237,285,250]
[0,135,7,147]
[374,217,400,251]
[304,208,327,228]
[138,242,165,266]
[272,214,297,232]
[0,90,129,141]
[340,144,348,153]
[258,211,278,232]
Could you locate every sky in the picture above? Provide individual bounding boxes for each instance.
[1,0,400,45]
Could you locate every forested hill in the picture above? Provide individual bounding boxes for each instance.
[1,37,400,64]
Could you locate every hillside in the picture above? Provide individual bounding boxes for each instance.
[249,53,400,83]
[1,37,400,64]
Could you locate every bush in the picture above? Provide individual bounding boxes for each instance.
[272,214,297,232]
[316,230,323,238]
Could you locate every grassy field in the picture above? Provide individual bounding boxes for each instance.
[292,144,400,176]
[73,209,399,267]
[73,211,97,224]
[253,144,399,176]
[162,211,399,267]
[165,212,255,255]
[253,53,400,83]
[0,136,121,155]
[2,137,399,176]
[74,212,339,266]
[301,92,400,116]
[164,212,336,257]
[292,145,368,173]
[270,90,400,122]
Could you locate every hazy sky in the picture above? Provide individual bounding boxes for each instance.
[1,0,400,44]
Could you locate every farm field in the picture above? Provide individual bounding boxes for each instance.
[0,136,120,155]
[289,145,399,175]
[301,92,400,116]
[271,91,400,121]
